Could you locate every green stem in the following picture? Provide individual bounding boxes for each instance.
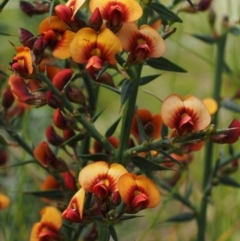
[117,65,142,164]
[197,33,228,241]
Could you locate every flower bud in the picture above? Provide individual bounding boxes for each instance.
[46,91,62,109]
[0,149,8,166]
[66,86,86,105]
[89,8,103,32]
[52,69,74,91]
[18,28,36,48]
[63,129,76,146]
[33,37,48,64]
[2,86,15,110]
[53,108,72,130]
[45,125,64,147]
[63,171,77,190]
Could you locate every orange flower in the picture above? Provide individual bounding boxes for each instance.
[11,46,33,77]
[62,188,85,222]
[131,109,162,141]
[30,206,62,241]
[0,193,10,210]
[79,161,127,202]
[161,94,211,136]
[38,16,75,59]
[118,23,166,64]
[118,173,160,213]
[89,0,142,32]
[70,27,122,70]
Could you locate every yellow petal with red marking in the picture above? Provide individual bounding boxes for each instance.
[30,222,42,241]
[66,0,86,19]
[39,16,67,33]
[40,206,62,229]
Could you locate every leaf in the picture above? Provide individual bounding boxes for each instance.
[136,116,147,142]
[24,190,71,200]
[229,26,240,35]
[165,212,195,222]
[96,64,109,79]
[146,57,187,73]
[0,68,8,77]
[121,80,134,106]
[191,34,215,44]
[109,226,118,241]
[119,215,143,221]
[186,0,194,8]
[0,160,35,169]
[92,108,106,122]
[77,153,110,161]
[161,124,168,139]
[60,133,88,147]
[105,116,122,138]
[139,74,161,85]
[219,176,240,188]
[98,83,121,95]
[221,99,240,113]
[48,0,56,18]
[130,156,170,171]
[150,2,183,23]
[0,135,8,145]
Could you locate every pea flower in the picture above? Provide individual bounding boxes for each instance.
[118,23,166,64]
[118,173,160,213]
[161,93,211,136]
[89,0,143,32]
[0,193,10,210]
[30,206,62,241]
[70,27,122,70]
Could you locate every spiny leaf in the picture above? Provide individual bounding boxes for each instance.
[48,0,56,18]
[98,83,121,95]
[60,133,88,147]
[109,226,118,241]
[165,212,195,222]
[150,2,183,23]
[219,176,240,188]
[130,156,170,171]
[0,135,8,145]
[77,153,110,161]
[221,99,240,113]
[146,57,187,73]
[105,116,122,138]
[119,215,143,221]
[121,80,134,106]
[139,74,161,85]
[96,64,109,79]
[186,0,194,8]
[191,34,215,44]
[92,108,106,122]
[229,26,240,35]
[136,116,147,142]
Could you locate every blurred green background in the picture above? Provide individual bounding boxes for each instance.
[1,0,240,241]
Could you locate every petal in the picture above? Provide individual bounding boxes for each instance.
[151,114,162,139]
[30,222,42,241]
[135,175,160,208]
[161,93,185,129]
[183,95,211,131]
[53,30,75,59]
[139,25,166,58]
[70,27,98,63]
[14,46,33,74]
[107,163,128,192]
[90,0,143,23]
[0,193,11,210]
[40,206,62,229]
[40,175,60,190]
[78,161,109,191]
[66,0,86,19]
[33,141,49,167]
[202,97,218,115]
[96,28,122,64]
[39,16,67,33]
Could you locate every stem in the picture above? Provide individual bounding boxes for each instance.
[117,65,142,164]
[197,33,228,241]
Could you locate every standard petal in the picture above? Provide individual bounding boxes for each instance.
[40,206,62,229]
[39,16,67,33]
[0,193,10,210]
[66,0,86,19]
[139,25,166,58]
[14,46,33,74]
[53,30,75,59]
[183,95,211,131]
[96,28,122,64]
[70,27,98,63]
[135,175,160,208]
[107,163,128,192]
[78,161,109,191]
[29,222,42,241]
[161,93,185,129]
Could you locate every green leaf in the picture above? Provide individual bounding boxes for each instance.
[229,26,240,35]
[119,215,143,221]
[24,190,71,200]
[221,99,240,113]
[165,212,195,222]
[136,116,147,142]
[0,68,8,77]
[109,226,118,241]
[130,156,170,171]
[191,34,215,44]
[99,83,121,95]
[0,135,8,145]
[121,80,134,106]
[161,124,168,139]
[219,176,240,188]
[146,57,187,73]
[150,2,183,23]
[77,153,110,161]
[60,133,88,147]
[96,64,109,79]
[105,116,122,138]
[139,74,161,85]
[186,0,194,8]
[48,0,56,18]
[0,160,35,169]
[92,108,106,122]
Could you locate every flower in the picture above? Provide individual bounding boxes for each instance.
[118,23,166,64]
[79,161,127,202]
[30,206,62,241]
[131,109,162,141]
[70,27,122,70]
[89,0,143,32]
[202,97,218,115]
[161,94,211,136]
[118,173,160,213]
[0,193,10,210]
